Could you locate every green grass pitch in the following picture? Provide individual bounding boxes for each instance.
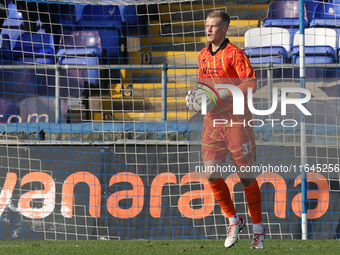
[0,239,339,255]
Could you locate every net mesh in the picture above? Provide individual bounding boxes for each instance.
[0,0,339,240]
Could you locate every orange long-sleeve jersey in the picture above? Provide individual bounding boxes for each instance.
[198,38,257,126]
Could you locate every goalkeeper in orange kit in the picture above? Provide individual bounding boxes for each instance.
[186,10,265,249]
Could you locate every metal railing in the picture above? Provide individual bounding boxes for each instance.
[1,62,339,122]
[1,64,170,122]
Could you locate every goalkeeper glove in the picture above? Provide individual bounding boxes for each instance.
[186,90,201,112]
[195,86,229,112]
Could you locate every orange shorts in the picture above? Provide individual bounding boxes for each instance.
[201,125,256,166]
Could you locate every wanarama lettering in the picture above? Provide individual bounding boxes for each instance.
[0,171,329,219]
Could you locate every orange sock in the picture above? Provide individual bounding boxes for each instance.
[209,178,236,218]
[244,180,262,224]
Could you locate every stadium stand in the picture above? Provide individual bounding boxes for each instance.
[291,27,337,78]
[56,30,102,86]
[0,13,39,97]
[121,5,147,36]
[0,62,37,96]
[77,5,122,58]
[243,26,291,80]
[0,1,268,122]
[244,27,291,64]
[52,3,77,32]
[305,0,324,22]
[1,2,25,50]
[74,4,85,23]
[12,32,55,64]
[108,2,265,121]
[291,27,337,64]
[262,1,308,48]
[35,67,85,99]
[310,2,340,33]
[263,0,308,27]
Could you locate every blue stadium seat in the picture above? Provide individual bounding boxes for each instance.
[3,2,23,26]
[263,1,308,48]
[74,5,86,23]
[1,2,25,50]
[10,32,55,98]
[35,19,46,33]
[244,27,291,64]
[77,5,121,57]
[263,1,308,27]
[78,5,122,32]
[305,0,323,22]
[12,32,55,64]
[122,5,139,26]
[310,3,340,29]
[291,28,337,64]
[56,30,102,85]
[291,28,337,79]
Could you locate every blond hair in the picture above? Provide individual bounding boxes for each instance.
[207,11,230,27]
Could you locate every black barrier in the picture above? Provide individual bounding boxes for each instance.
[0,144,339,240]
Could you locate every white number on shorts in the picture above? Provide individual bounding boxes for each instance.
[242,142,251,155]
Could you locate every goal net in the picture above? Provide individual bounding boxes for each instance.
[0,0,339,240]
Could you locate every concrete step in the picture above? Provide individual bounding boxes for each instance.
[138,3,266,52]
[140,41,208,52]
[124,67,199,77]
[139,3,265,53]
[93,111,193,122]
[120,77,193,84]
[146,34,245,45]
[128,51,198,65]
[108,82,188,98]
[149,20,259,37]
[126,82,189,89]
[128,87,188,98]
[121,67,199,84]
[140,35,245,50]
[89,95,187,112]
[111,97,186,111]
[110,82,189,97]
[157,3,268,22]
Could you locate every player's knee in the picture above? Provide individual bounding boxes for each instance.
[240,177,256,188]
[205,171,221,183]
